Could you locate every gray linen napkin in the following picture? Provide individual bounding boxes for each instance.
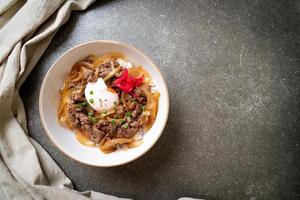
[0,0,201,199]
[0,0,128,199]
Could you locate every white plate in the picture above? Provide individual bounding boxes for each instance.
[39,40,169,167]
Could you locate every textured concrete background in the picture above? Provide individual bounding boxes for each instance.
[20,0,300,199]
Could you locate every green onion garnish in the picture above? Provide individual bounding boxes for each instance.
[77,102,88,107]
[125,112,132,117]
[89,98,94,104]
[90,90,94,95]
[111,119,116,125]
[141,105,145,110]
[89,116,97,124]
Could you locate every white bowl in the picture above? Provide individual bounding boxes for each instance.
[39,40,169,167]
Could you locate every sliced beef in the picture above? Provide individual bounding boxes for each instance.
[99,68,111,78]
[70,119,80,128]
[82,67,94,80]
[102,61,112,68]
[123,94,136,110]
[133,87,144,96]
[87,126,105,143]
[127,102,136,110]
[116,104,125,118]
[99,124,115,135]
[71,92,85,102]
[116,127,138,138]
[96,120,108,129]
[76,113,90,125]
[84,56,96,64]
[68,115,80,129]
[132,105,142,118]
[129,121,139,128]
[137,96,146,104]
[67,104,81,128]
[67,103,81,114]
[68,80,81,88]
[133,88,147,104]
[100,125,110,133]
[86,67,100,82]
[80,61,94,70]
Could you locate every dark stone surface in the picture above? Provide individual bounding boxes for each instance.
[20,0,300,199]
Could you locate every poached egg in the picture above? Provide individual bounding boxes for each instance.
[85,78,119,112]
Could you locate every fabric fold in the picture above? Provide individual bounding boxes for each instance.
[0,0,200,199]
[0,0,128,199]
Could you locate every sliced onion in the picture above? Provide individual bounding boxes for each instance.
[98,109,115,118]
[107,117,126,124]
[140,85,160,129]
[93,52,125,68]
[127,140,143,148]
[57,86,72,124]
[103,138,133,149]
[85,54,98,63]
[68,71,82,83]
[79,61,94,70]
[103,66,121,82]
[121,91,132,108]
[75,131,96,147]
[99,138,116,153]
[128,66,152,84]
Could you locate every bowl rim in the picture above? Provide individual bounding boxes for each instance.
[39,40,170,167]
